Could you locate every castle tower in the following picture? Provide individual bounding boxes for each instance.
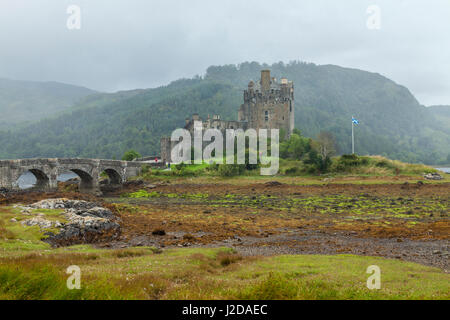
[238,70,294,139]
[260,69,271,93]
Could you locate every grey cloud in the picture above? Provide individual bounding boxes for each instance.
[0,0,448,105]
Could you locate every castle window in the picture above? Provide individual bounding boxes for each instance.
[265,110,269,122]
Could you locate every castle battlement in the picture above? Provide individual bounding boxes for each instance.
[244,71,294,104]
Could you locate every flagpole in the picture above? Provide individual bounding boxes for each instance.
[352,116,354,154]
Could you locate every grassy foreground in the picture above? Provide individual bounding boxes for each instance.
[0,246,448,300]
[1,167,448,300]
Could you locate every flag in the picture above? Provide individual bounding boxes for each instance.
[352,117,359,125]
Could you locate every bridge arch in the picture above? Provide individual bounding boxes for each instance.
[101,168,123,185]
[68,169,95,193]
[14,168,51,191]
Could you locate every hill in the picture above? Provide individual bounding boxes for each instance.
[428,105,450,128]
[0,78,96,129]
[0,62,448,164]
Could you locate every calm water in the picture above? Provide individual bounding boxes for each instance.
[436,167,450,173]
[17,171,78,189]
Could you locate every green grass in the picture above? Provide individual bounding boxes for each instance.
[0,247,447,300]
[122,189,209,200]
[141,155,440,179]
[0,206,66,251]
[0,204,448,300]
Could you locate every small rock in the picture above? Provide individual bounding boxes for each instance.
[21,217,53,229]
[265,181,282,187]
[152,229,166,236]
[10,218,17,222]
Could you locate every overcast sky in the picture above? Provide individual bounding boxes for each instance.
[0,0,449,105]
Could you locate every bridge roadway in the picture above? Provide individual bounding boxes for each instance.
[0,158,150,194]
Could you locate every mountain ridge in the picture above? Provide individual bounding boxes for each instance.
[0,78,97,129]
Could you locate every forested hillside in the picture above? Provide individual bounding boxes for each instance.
[428,105,450,127]
[0,79,241,159]
[205,62,450,164]
[0,78,96,129]
[0,62,448,164]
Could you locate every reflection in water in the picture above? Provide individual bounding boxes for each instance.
[17,171,78,189]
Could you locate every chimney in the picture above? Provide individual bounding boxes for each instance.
[261,70,271,93]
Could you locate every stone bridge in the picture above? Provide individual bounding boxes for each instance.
[0,158,147,194]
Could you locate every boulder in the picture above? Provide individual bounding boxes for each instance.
[23,199,120,247]
[423,173,443,180]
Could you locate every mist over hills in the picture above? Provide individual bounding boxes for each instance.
[0,61,448,164]
[0,78,96,129]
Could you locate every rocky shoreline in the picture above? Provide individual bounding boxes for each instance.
[17,198,120,247]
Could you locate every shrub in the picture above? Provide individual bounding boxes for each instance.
[174,162,186,171]
[303,149,332,174]
[113,249,148,258]
[238,273,298,300]
[218,253,242,267]
[285,166,301,176]
[122,150,141,161]
[218,164,245,177]
[334,154,369,172]
[206,162,219,171]
[141,164,150,174]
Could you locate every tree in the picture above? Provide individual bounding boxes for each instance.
[280,131,311,160]
[314,131,337,159]
[303,148,332,174]
[122,149,141,161]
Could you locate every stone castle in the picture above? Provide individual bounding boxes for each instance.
[161,70,294,163]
